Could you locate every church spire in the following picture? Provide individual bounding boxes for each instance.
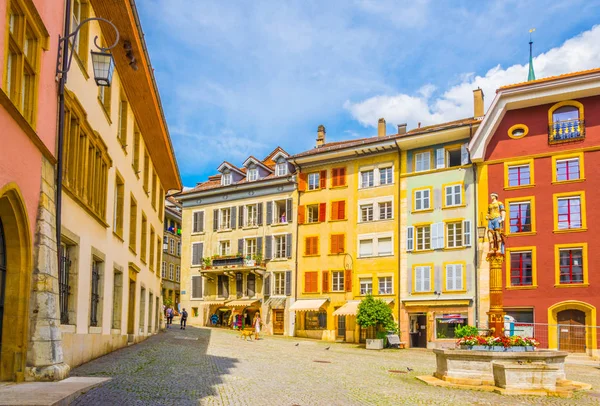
[528,28,536,81]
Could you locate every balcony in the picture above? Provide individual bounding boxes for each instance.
[212,256,244,267]
[549,119,585,144]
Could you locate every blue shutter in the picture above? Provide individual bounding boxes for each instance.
[257,202,263,226]
[286,233,292,258]
[286,198,293,224]
[257,236,263,256]
[285,270,292,296]
[231,206,237,229]
[266,201,273,225]
[238,239,244,255]
[213,209,218,231]
[265,235,273,260]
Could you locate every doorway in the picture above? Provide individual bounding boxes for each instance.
[337,315,346,340]
[558,309,586,353]
[127,278,136,335]
[273,310,285,335]
[409,314,428,348]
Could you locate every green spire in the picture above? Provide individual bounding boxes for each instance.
[528,28,536,81]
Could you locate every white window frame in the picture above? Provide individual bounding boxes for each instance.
[169,264,174,280]
[161,261,166,278]
[414,189,431,211]
[273,199,288,224]
[359,277,373,295]
[357,232,393,257]
[332,271,344,292]
[446,221,463,248]
[445,264,463,291]
[276,158,288,176]
[360,204,374,222]
[219,240,231,256]
[377,236,392,256]
[274,234,287,259]
[219,207,231,230]
[308,172,320,190]
[444,184,462,207]
[415,225,431,251]
[273,272,285,295]
[176,265,180,282]
[414,266,431,292]
[360,170,375,188]
[555,157,580,181]
[358,238,374,258]
[415,151,431,172]
[221,170,232,186]
[379,166,393,185]
[378,201,392,220]
[378,276,393,295]
[245,238,257,257]
[247,167,258,181]
[177,241,181,257]
[169,238,175,255]
[307,204,319,223]
[245,204,258,227]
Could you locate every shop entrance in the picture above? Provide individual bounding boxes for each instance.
[273,310,284,335]
[409,314,427,348]
[558,309,586,353]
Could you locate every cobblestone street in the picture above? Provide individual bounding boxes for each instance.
[71,326,600,405]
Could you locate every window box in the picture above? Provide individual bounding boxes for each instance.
[212,256,244,267]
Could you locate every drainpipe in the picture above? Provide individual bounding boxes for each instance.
[290,159,301,336]
[394,142,402,330]
[469,123,480,328]
[56,0,72,271]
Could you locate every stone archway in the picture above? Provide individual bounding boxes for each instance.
[0,184,32,382]
[548,300,597,357]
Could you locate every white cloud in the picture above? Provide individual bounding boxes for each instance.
[345,25,600,129]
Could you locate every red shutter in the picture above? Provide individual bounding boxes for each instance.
[319,203,326,222]
[345,269,352,292]
[322,270,329,293]
[304,272,310,292]
[339,167,346,186]
[331,168,338,187]
[304,237,310,256]
[331,201,338,221]
[320,170,327,189]
[298,205,305,224]
[339,234,345,253]
[311,272,318,292]
[314,236,319,255]
[338,201,346,220]
[330,235,336,254]
[298,173,307,192]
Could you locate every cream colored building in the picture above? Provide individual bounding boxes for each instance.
[178,148,296,336]
[162,197,182,308]
[57,0,180,368]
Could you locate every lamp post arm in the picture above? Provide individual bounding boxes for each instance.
[56,17,120,76]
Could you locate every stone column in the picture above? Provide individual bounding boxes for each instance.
[25,158,70,381]
[486,252,505,338]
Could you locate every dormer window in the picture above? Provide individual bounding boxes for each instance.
[247,164,258,181]
[222,169,232,186]
[276,158,288,176]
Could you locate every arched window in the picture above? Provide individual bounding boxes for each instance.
[548,101,584,144]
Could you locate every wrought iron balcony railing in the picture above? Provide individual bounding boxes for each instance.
[212,256,244,267]
[548,119,585,144]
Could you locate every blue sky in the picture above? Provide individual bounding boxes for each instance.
[137,0,600,189]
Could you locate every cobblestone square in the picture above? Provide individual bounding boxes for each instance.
[72,327,600,405]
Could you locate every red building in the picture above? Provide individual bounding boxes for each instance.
[470,68,600,357]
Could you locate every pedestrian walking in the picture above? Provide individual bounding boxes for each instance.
[180,308,188,330]
[166,307,173,328]
[253,312,261,340]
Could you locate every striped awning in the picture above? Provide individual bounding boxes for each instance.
[333,301,360,316]
[265,297,287,309]
[200,301,226,306]
[225,299,260,308]
[289,299,328,312]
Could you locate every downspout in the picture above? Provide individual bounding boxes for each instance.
[56,0,72,271]
[290,159,301,336]
[469,123,480,328]
[394,142,402,330]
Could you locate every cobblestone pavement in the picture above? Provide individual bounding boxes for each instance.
[71,326,600,405]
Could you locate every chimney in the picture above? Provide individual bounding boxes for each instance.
[418,122,421,128]
[316,125,326,147]
[397,123,407,135]
[378,118,386,137]
[473,88,484,118]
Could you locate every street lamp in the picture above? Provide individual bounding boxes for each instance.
[90,50,116,86]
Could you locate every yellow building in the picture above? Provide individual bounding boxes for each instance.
[289,121,399,343]
[178,148,297,336]
[57,0,180,369]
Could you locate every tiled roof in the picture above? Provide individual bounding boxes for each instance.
[399,117,479,137]
[498,67,600,92]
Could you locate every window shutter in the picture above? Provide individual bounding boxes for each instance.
[339,235,345,253]
[264,273,271,297]
[298,173,307,192]
[257,202,263,225]
[434,188,441,210]
[286,233,292,258]
[192,212,199,233]
[320,170,327,189]
[304,272,310,292]
[434,266,441,292]
[304,237,311,255]
[431,222,439,250]
[466,264,473,291]
[437,222,445,249]
[285,270,292,296]
[213,209,218,231]
[461,143,469,165]
[297,205,305,224]
[286,198,293,223]
[266,201,273,225]
[345,269,352,292]
[318,203,326,222]
[192,276,203,299]
[257,236,263,255]
[330,235,337,254]
[331,201,338,221]
[407,226,414,251]
[457,265,464,290]
[436,148,445,169]
[198,211,204,232]
[192,243,199,265]
[463,220,472,247]
[332,168,338,187]
[407,267,413,292]
[265,235,273,260]
[230,206,237,229]
[446,265,453,291]
[238,239,244,255]
[339,201,346,220]
[339,167,346,186]
[322,270,329,293]
[238,205,244,228]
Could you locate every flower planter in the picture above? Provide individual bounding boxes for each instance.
[460,345,536,352]
[366,338,384,350]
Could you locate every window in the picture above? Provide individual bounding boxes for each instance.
[378,237,392,256]
[113,174,124,238]
[435,314,467,339]
[140,214,147,263]
[241,238,255,258]
[555,157,581,182]
[332,271,344,292]
[169,264,174,280]
[505,161,533,188]
[191,242,203,266]
[176,266,180,282]
[98,77,112,114]
[245,204,257,227]
[273,200,288,224]
[90,259,102,326]
[508,200,532,233]
[359,278,372,295]
[192,211,204,233]
[444,184,462,207]
[446,221,463,248]
[378,202,392,220]
[332,167,346,187]
[446,148,462,167]
[304,311,327,330]
[304,272,318,293]
[330,234,345,254]
[379,276,392,294]
[549,102,584,143]
[379,167,393,185]
[331,200,346,221]
[508,124,528,139]
[247,165,258,181]
[177,241,181,257]
[558,248,584,284]
[359,239,373,257]
[414,265,432,292]
[143,150,150,193]
[132,124,141,173]
[161,261,166,278]
[414,188,431,211]
[118,99,128,147]
[221,170,232,186]
[276,159,288,176]
[360,170,374,188]
[415,151,431,172]
[219,208,231,230]
[5,0,42,124]
[415,225,431,251]
[149,228,155,270]
[445,263,464,291]
[129,195,137,252]
[556,195,583,230]
[219,240,231,256]
[307,205,319,223]
[151,171,157,209]
[169,238,174,255]
[273,272,285,295]
[509,250,533,287]
[274,235,287,258]
[308,172,320,190]
[191,275,203,299]
[304,236,318,256]
[360,204,374,222]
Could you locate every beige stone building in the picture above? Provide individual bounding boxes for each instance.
[162,197,181,309]
[178,148,296,336]
[57,0,180,369]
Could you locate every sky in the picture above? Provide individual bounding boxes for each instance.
[137,0,600,189]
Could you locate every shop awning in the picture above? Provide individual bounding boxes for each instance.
[200,301,226,306]
[225,299,260,308]
[265,297,287,309]
[289,299,328,312]
[437,313,466,324]
[333,301,360,316]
